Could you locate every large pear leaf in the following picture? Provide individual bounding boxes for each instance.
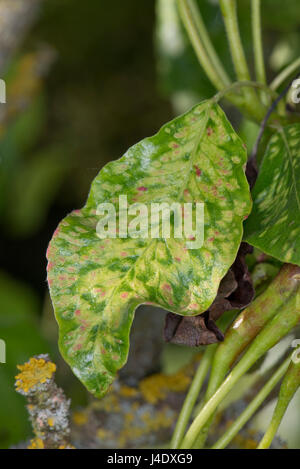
[47,101,251,397]
[245,124,300,266]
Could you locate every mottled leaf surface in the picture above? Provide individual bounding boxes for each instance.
[47,101,251,397]
[245,124,300,266]
[164,242,254,346]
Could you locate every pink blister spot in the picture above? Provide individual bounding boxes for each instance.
[75,309,81,317]
[121,251,128,257]
[190,303,198,310]
[46,245,52,259]
[95,289,106,297]
[163,283,172,291]
[194,165,202,177]
[208,237,215,242]
[53,227,60,238]
[120,292,129,299]
[74,344,82,351]
[175,257,181,262]
[137,186,148,192]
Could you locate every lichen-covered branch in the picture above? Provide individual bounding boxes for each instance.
[71,356,202,449]
[15,354,73,449]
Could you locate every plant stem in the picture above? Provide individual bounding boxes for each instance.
[212,356,291,449]
[213,80,277,104]
[188,0,231,86]
[206,264,300,405]
[180,289,300,449]
[219,0,251,81]
[270,57,300,90]
[251,0,268,105]
[218,0,265,120]
[192,264,300,449]
[177,0,225,91]
[251,0,266,85]
[258,357,300,449]
[170,344,216,449]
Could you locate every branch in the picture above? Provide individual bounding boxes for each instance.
[15,354,74,450]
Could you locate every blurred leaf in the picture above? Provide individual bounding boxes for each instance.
[262,0,300,32]
[9,94,46,154]
[0,271,50,448]
[245,124,300,266]
[6,146,67,236]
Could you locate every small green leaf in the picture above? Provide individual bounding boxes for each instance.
[245,124,300,265]
[47,101,251,397]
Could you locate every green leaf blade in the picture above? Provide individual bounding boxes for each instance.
[245,124,300,265]
[47,101,251,397]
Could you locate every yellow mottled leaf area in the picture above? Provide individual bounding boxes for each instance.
[15,357,56,393]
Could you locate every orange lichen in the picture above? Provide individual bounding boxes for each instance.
[27,437,44,450]
[141,409,174,432]
[72,411,88,426]
[119,385,139,398]
[15,357,56,393]
[139,370,191,404]
[233,432,258,450]
[47,417,55,427]
[97,428,113,440]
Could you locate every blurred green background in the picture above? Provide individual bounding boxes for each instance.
[0,0,300,449]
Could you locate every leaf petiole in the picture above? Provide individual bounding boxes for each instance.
[212,355,292,449]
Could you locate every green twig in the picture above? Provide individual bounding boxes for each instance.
[180,288,300,449]
[251,0,268,104]
[177,0,225,91]
[212,356,291,449]
[170,344,217,449]
[270,57,300,91]
[219,0,251,81]
[188,0,231,86]
[193,264,300,449]
[218,0,265,120]
[213,80,277,104]
[258,357,300,449]
[251,0,266,85]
